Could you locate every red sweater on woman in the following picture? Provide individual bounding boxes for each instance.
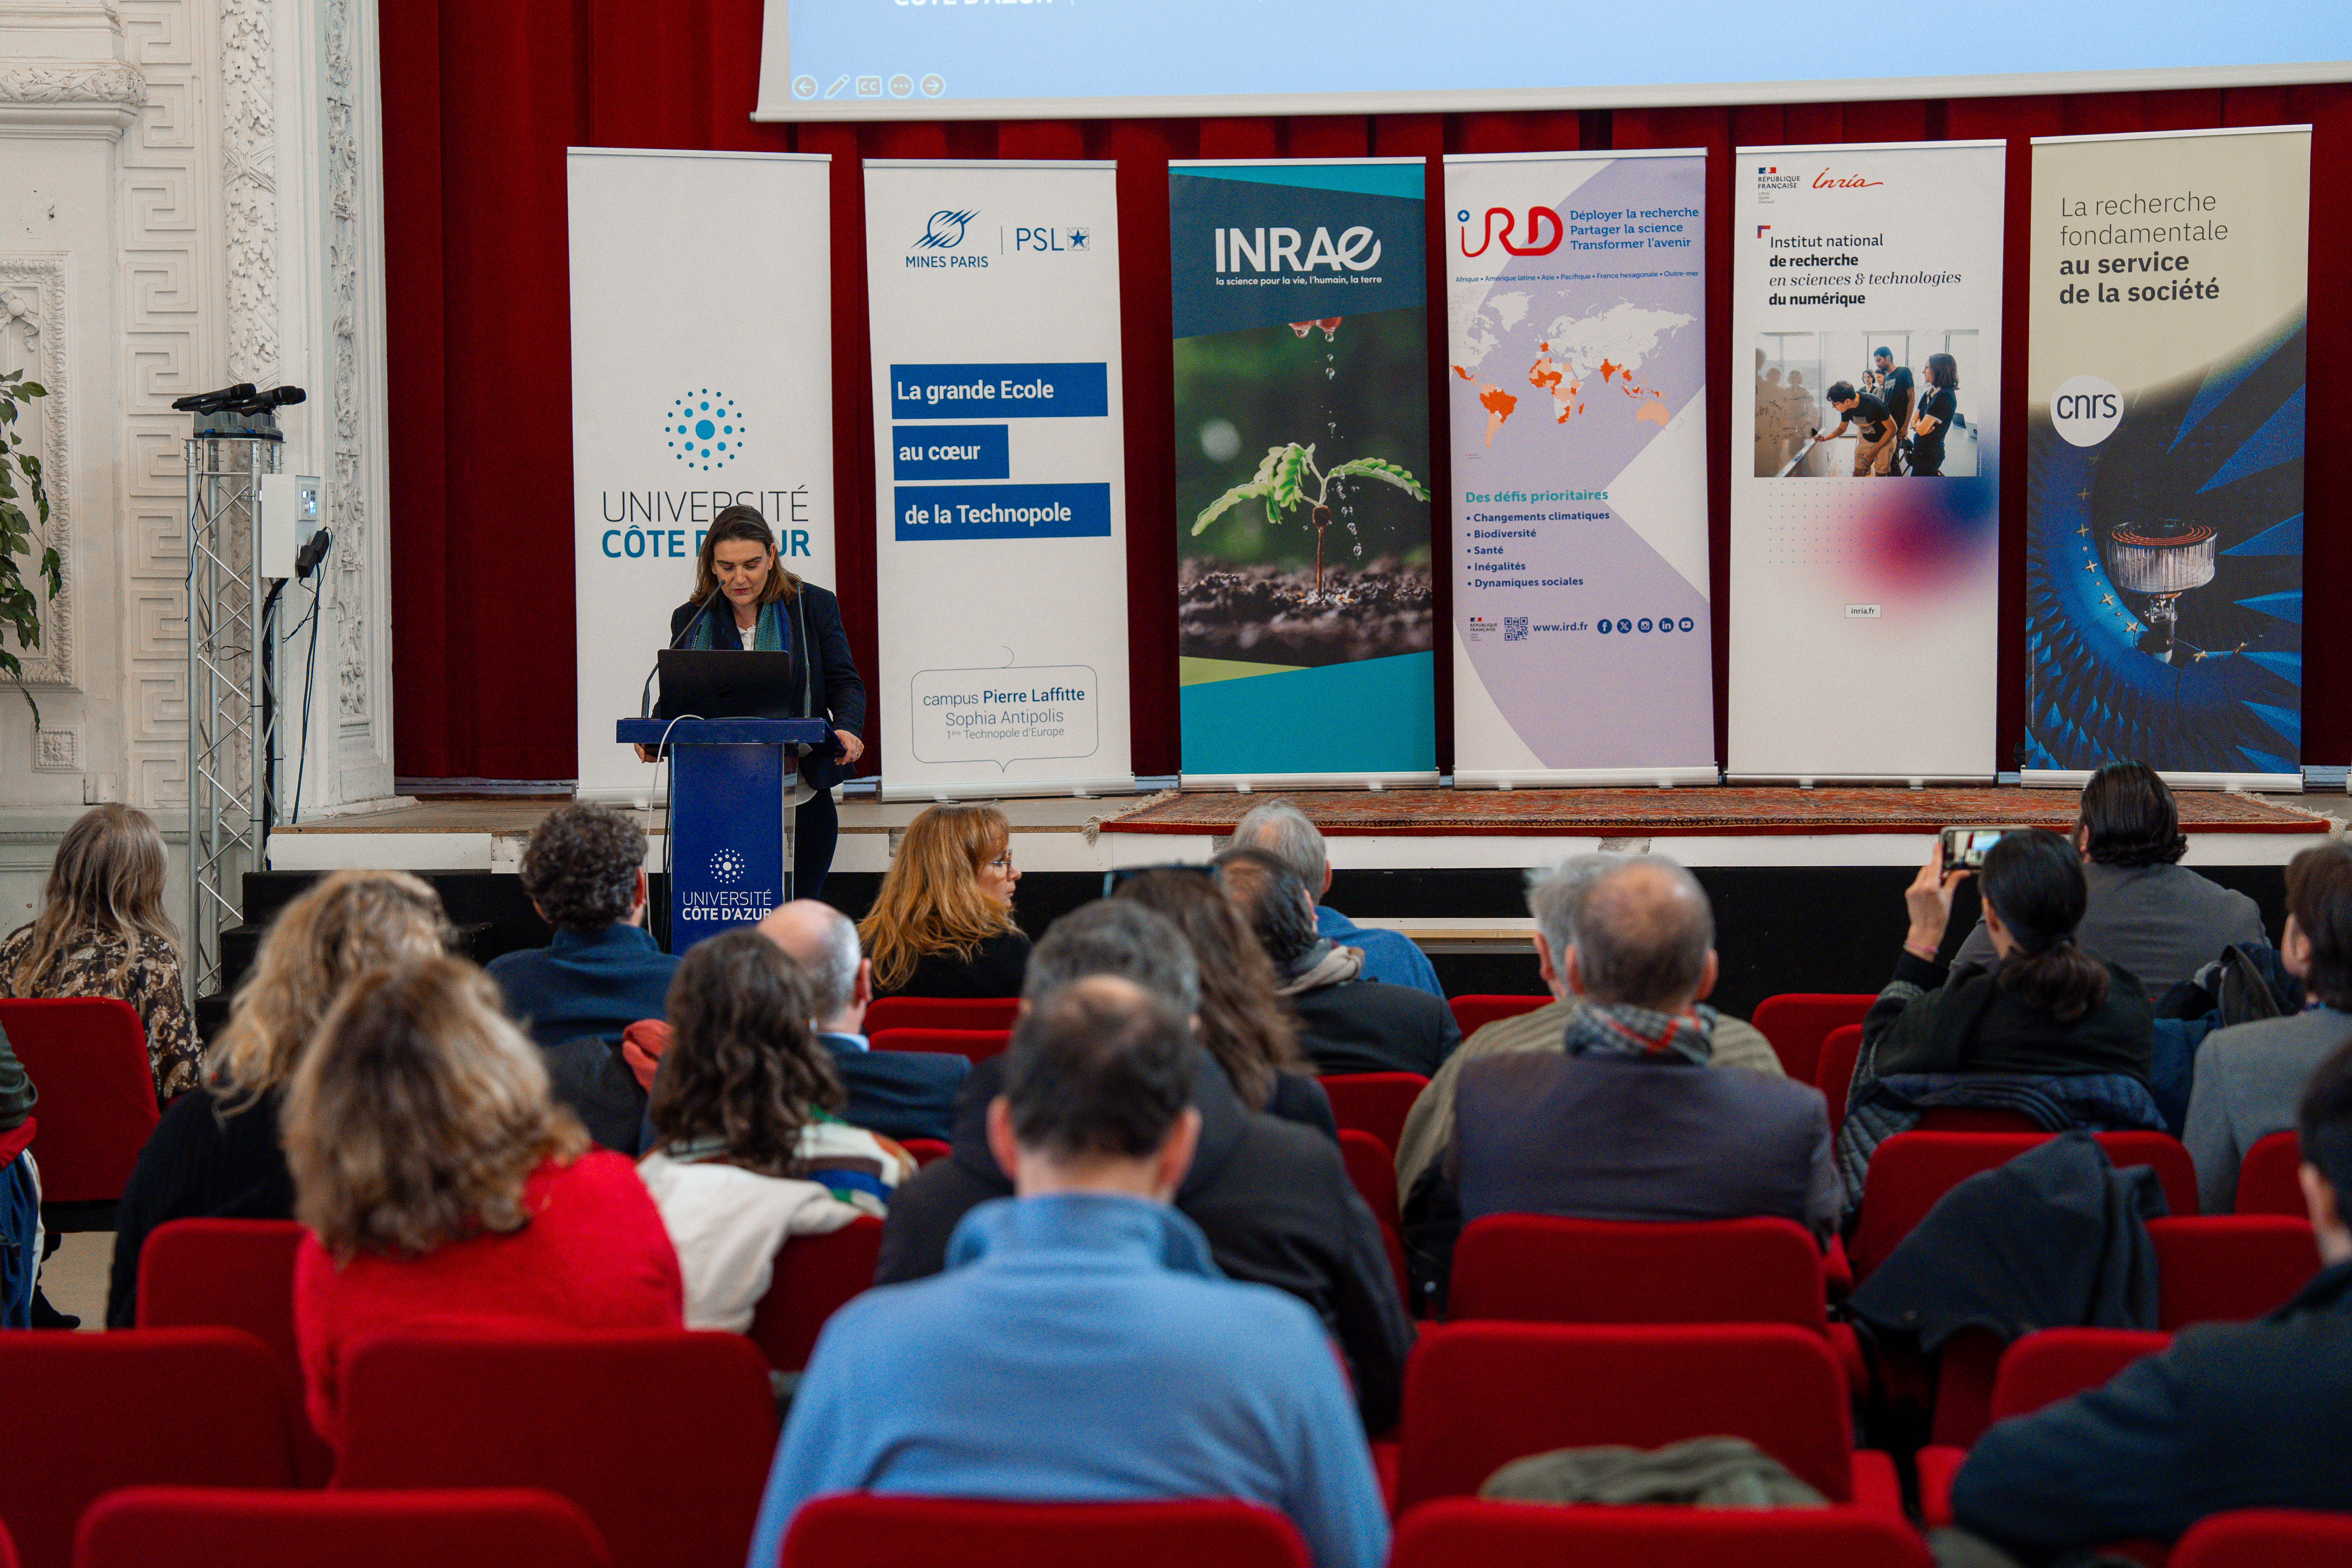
[294,1149,684,1448]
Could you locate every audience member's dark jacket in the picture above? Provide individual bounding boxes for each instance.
[544,1036,651,1155]
[881,929,1032,1000]
[1951,860,2268,1004]
[1268,1071,1338,1140]
[487,923,679,1051]
[820,1032,967,1144]
[1864,951,2153,1086]
[1849,1131,2164,1355]
[1952,1256,2352,1557]
[105,1087,295,1328]
[1290,978,1463,1078]
[876,1047,1413,1432]
[0,1020,31,1131]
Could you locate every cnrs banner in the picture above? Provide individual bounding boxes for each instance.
[567,149,836,802]
[2025,126,2309,789]
[1728,140,2005,782]
[866,160,1133,798]
[1170,158,1435,787]
[1445,149,1713,786]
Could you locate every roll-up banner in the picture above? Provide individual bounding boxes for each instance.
[1728,141,2005,782]
[568,149,836,803]
[2025,126,2309,791]
[1169,158,1436,788]
[1445,150,1714,787]
[865,160,1134,800]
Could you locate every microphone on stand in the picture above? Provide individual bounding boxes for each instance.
[638,584,726,719]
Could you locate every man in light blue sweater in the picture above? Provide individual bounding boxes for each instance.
[746,976,1391,1568]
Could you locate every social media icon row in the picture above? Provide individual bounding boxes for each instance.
[793,74,946,99]
[1595,616,1697,635]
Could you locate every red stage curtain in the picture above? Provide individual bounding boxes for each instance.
[379,0,2350,783]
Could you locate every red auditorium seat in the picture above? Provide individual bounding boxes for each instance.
[1913,1107,2043,1133]
[1391,1497,1935,1568]
[1445,995,1547,1040]
[867,1026,1008,1061]
[901,1136,952,1167]
[863,996,1020,1033]
[1393,1321,1902,1517]
[780,1496,1309,1568]
[1336,1129,1410,1308]
[1751,994,1876,1087]
[1815,1024,1863,1140]
[334,1330,776,1568]
[136,1218,331,1485]
[2171,1510,2352,1568]
[73,1488,613,1568]
[1917,1328,2170,1525]
[2233,1130,2306,1216]
[748,1215,884,1372]
[0,1515,17,1568]
[0,1327,296,1568]
[0,997,158,1220]
[2151,1215,2321,1329]
[1319,1073,1428,1156]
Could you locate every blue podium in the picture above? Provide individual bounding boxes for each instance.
[616,717,833,951]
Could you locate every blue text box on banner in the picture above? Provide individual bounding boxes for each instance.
[891,423,1010,479]
[889,363,1109,419]
[893,483,1113,540]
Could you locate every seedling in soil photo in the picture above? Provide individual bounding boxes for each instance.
[1192,442,1429,598]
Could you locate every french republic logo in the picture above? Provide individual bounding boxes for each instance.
[915,210,977,250]
[668,390,744,472]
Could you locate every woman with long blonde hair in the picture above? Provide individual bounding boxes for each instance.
[286,954,682,1450]
[857,804,1029,998]
[104,869,453,1327]
[0,804,197,1101]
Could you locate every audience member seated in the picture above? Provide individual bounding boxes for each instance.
[1230,800,1443,997]
[1950,1035,2352,1554]
[858,803,1032,998]
[1403,856,1839,1304]
[286,954,683,1450]
[758,900,967,1143]
[107,870,453,1328]
[1112,867,1334,1134]
[1394,852,1784,1197]
[1950,760,2266,1001]
[488,803,677,1050]
[877,900,1410,1432]
[748,978,1390,1568]
[0,803,199,1102]
[637,929,911,1333]
[1216,847,1460,1078]
[0,1018,33,1327]
[2186,840,2352,1214]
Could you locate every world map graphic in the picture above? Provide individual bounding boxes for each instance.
[1451,295,1695,446]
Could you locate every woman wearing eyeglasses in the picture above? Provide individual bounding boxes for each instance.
[857,804,1029,998]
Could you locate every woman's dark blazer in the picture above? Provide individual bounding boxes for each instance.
[661,584,867,788]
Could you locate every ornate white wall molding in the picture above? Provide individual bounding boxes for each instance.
[0,60,147,136]
[218,0,274,386]
[0,253,74,690]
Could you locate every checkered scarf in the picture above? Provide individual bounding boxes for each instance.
[1559,1000,1717,1067]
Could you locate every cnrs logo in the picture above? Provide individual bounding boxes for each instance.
[914,210,977,250]
[1456,206,1561,258]
[1212,225,1382,274]
[2050,374,2123,448]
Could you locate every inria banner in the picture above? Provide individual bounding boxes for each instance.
[1170,158,1436,786]
[866,160,1134,799]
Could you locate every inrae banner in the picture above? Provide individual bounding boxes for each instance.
[567,149,836,802]
[1728,141,2005,781]
[1170,158,1435,786]
[1445,150,1713,785]
[2025,126,2309,788]
[865,160,1133,798]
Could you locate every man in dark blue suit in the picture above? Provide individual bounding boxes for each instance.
[759,900,966,1145]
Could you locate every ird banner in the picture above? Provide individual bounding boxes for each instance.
[1728,140,2005,782]
[2025,127,2310,789]
[1170,158,1435,786]
[866,160,1133,799]
[1445,150,1713,786]
[567,149,836,805]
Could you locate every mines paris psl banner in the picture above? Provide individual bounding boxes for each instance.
[866,160,1133,799]
[1171,158,1435,786]
[568,150,835,802]
[2025,127,2309,788]
[1728,141,2005,781]
[1446,151,1713,786]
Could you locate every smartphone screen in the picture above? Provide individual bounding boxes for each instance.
[1940,826,2009,871]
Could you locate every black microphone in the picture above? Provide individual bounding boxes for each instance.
[639,585,726,719]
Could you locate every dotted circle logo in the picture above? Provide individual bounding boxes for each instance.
[710,849,747,884]
[668,390,745,472]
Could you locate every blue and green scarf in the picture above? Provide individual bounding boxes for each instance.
[686,597,790,655]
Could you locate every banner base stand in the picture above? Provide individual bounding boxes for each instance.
[2021,769,2301,793]
[879,773,1138,805]
[1727,773,1996,788]
[1455,767,1719,789]
[1178,772,1442,794]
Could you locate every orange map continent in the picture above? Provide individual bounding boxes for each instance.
[1637,398,1671,428]
[1478,384,1519,446]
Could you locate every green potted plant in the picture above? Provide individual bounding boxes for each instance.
[0,367,60,724]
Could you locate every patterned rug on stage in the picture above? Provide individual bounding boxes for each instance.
[1096,786,2330,838]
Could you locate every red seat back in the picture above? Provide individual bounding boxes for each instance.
[901,1136,952,1167]
[867,1027,1007,1062]
[2150,1215,2321,1330]
[136,1218,331,1485]
[1816,1024,1863,1140]
[863,996,1020,1033]
[0,997,158,1203]
[2234,1130,2306,1216]
[73,1488,613,1568]
[1914,1107,2044,1134]
[0,1327,296,1568]
[1396,1322,1857,1510]
[1392,1497,1934,1568]
[0,1515,15,1568]
[2171,1510,2352,1568]
[747,1215,883,1372]
[1320,1073,1428,1156]
[780,1496,1310,1568]
[336,1331,776,1568]
[1446,995,1547,1040]
[1751,995,1877,1087]
[1450,1215,1828,1332]
[1989,1327,2170,1423]
[1336,1129,1410,1308]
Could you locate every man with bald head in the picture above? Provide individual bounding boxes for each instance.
[757,900,967,1143]
[1401,855,1840,1307]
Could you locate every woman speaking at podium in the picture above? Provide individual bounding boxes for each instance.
[638,504,865,897]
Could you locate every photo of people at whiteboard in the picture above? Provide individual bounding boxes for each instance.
[1752,330,1976,478]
